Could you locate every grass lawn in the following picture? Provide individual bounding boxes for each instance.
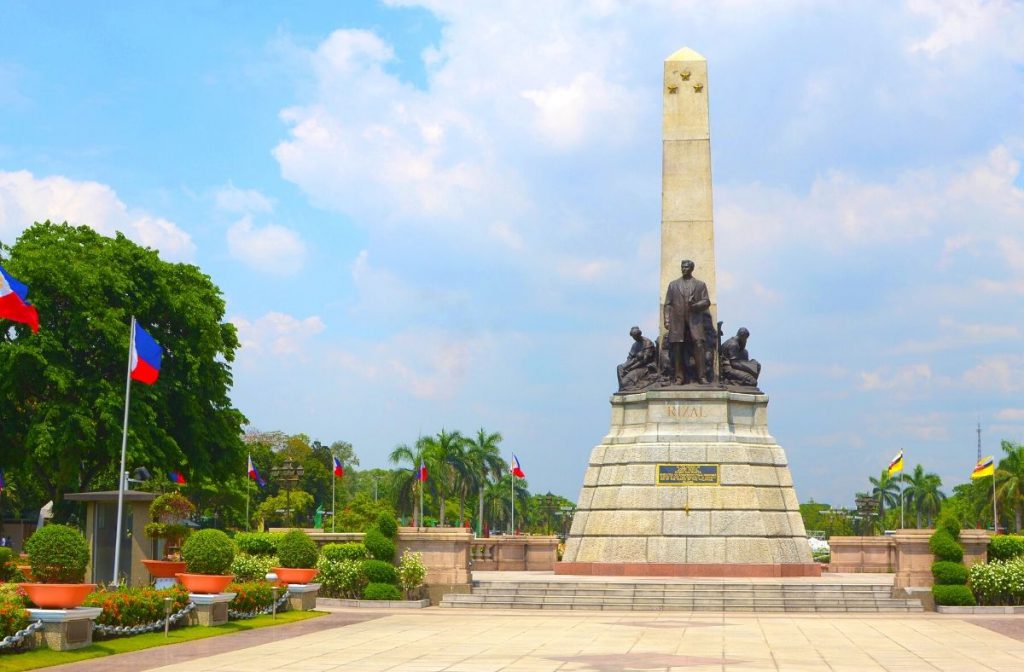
[0,610,326,672]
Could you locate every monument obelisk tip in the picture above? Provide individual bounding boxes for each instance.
[665,46,706,62]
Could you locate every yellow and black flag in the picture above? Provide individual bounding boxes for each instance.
[971,456,995,479]
[887,451,904,477]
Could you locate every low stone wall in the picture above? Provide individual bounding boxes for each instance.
[892,528,990,589]
[827,536,895,573]
[471,536,560,571]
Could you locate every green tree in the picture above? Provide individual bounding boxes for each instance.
[388,440,431,526]
[256,490,314,527]
[418,429,467,527]
[869,469,901,525]
[0,222,246,519]
[901,464,946,527]
[484,473,531,534]
[995,441,1024,532]
[463,428,506,537]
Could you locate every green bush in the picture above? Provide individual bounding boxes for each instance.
[228,581,275,615]
[181,529,235,575]
[145,492,196,551]
[932,584,976,606]
[230,553,278,581]
[932,561,969,585]
[84,585,191,629]
[277,529,319,569]
[928,529,963,563]
[398,551,426,597]
[234,532,283,556]
[0,547,16,582]
[25,524,90,583]
[362,582,402,601]
[316,558,366,599]
[361,559,398,585]
[968,558,1024,606]
[0,590,29,639]
[322,542,369,563]
[935,513,961,541]
[363,528,395,562]
[988,535,1024,562]
[375,512,399,539]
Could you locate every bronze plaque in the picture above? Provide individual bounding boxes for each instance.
[212,602,228,622]
[66,619,90,644]
[656,463,719,486]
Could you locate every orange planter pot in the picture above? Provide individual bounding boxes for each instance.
[175,573,235,594]
[272,567,318,584]
[20,583,97,609]
[142,559,187,579]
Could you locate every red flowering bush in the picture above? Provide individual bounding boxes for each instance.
[0,588,29,639]
[83,584,190,627]
[227,581,275,614]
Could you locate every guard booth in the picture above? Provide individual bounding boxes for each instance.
[64,490,156,586]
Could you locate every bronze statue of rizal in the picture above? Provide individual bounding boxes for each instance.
[663,259,711,385]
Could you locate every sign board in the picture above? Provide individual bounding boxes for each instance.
[656,463,719,486]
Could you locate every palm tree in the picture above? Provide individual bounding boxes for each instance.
[388,440,430,527]
[901,464,946,527]
[463,428,506,537]
[418,429,467,527]
[484,473,531,533]
[869,469,901,527]
[995,441,1024,532]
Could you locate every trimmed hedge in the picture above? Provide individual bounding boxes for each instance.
[936,513,961,541]
[363,582,402,601]
[361,559,398,585]
[928,530,964,563]
[181,529,235,575]
[234,532,283,556]
[988,535,1024,562]
[363,528,395,562]
[228,581,275,614]
[933,584,976,606]
[277,529,319,569]
[376,512,398,539]
[932,561,969,585]
[322,542,369,563]
[25,524,90,583]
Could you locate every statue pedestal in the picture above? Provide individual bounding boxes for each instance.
[558,389,819,577]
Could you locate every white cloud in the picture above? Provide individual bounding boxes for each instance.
[214,183,275,214]
[232,311,326,358]
[996,409,1024,421]
[962,355,1024,393]
[858,364,936,391]
[907,0,1024,61]
[226,216,306,274]
[0,170,194,259]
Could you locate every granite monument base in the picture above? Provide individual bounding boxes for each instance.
[559,389,818,577]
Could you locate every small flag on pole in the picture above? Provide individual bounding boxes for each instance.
[417,460,427,482]
[247,455,266,487]
[511,454,525,479]
[333,456,344,478]
[168,469,187,485]
[972,456,995,479]
[130,322,163,385]
[0,469,6,491]
[887,451,904,476]
[0,265,40,333]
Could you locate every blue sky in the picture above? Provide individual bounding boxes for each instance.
[2,0,1023,506]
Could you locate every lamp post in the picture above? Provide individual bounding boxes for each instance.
[270,458,304,527]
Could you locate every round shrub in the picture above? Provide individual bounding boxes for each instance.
[362,582,402,601]
[361,559,398,585]
[316,558,366,599]
[932,584,976,607]
[928,530,963,563]
[25,524,90,583]
[231,553,278,581]
[234,532,283,556]
[375,512,398,539]
[277,529,319,569]
[363,528,396,562]
[322,542,369,563]
[181,529,235,575]
[988,535,1024,562]
[932,561,969,585]
[935,513,961,541]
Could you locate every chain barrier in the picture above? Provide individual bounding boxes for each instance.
[0,620,44,650]
[228,589,290,620]
[93,602,196,638]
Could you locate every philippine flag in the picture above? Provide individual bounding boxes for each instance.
[168,469,187,485]
[511,454,525,479]
[417,460,428,482]
[0,469,6,492]
[248,455,266,487]
[130,321,163,385]
[0,265,40,333]
[333,456,344,478]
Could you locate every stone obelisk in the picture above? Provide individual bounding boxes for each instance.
[660,47,716,327]
[558,48,817,577]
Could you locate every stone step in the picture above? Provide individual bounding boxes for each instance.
[439,599,922,612]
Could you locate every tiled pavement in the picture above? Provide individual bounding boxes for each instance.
[49,607,1024,672]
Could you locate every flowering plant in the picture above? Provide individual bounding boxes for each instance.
[82,585,190,627]
[227,581,275,614]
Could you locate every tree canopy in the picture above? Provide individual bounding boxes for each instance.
[0,222,246,517]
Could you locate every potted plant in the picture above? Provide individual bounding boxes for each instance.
[142,492,195,580]
[272,529,320,584]
[20,524,95,609]
[175,529,235,594]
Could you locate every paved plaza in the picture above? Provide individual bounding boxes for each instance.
[44,606,1024,672]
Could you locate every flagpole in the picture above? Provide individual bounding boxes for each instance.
[993,472,998,533]
[246,454,251,531]
[112,317,136,585]
[332,466,336,533]
[418,469,424,530]
[510,470,515,536]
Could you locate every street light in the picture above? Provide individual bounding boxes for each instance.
[270,458,304,527]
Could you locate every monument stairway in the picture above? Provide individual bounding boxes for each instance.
[440,580,923,612]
